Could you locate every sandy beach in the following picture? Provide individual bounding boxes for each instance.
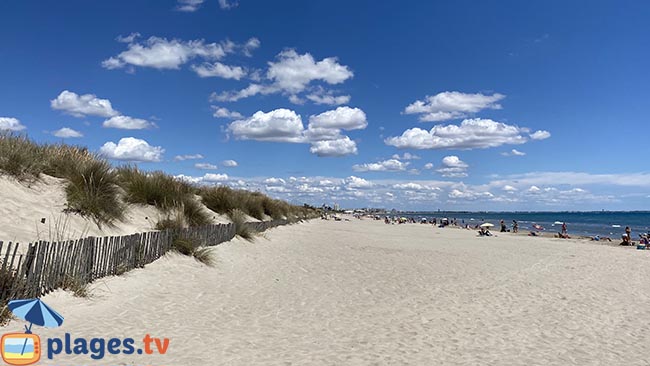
[10,218,650,365]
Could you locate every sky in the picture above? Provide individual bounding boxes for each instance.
[1,0,649,211]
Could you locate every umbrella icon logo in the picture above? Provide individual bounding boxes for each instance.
[1,298,64,366]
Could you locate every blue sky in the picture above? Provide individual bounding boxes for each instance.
[1,0,649,210]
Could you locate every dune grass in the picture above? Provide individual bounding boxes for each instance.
[64,160,125,227]
[172,237,215,266]
[0,133,319,230]
[228,208,254,241]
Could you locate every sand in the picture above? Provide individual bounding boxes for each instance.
[7,218,650,365]
[0,175,252,251]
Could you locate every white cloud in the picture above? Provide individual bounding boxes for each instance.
[53,127,82,138]
[174,174,203,184]
[218,0,238,9]
[268,50,353,93]
[211,106,243,119]
[191,62,246,79]
[352,159,409,172]
[528,185,541,193]
[502,185,518,192]
[305,87,351,105]
[99,137,164,162]
[174,154,204,161]
[195,163,218,170]
[491,172,650,188]
[385,118,529,150]
[392,152,420,160]
[530,130,551,140]
[103,115,155,130]
[502,149,526,156]
[176,0,205,12]
[221,159,238,167]
[102,36,232,70]
[264,177,286,185]
[309,136,357,157]
[51,90,119,118]
[345,176,373,189]
[404,91,505,122]
[202,173,229,182]
[308,106,367,131]
[226,108,364,157]
[212,49,353,103]
[116,33,141,43]
[436,155,469,178]
[423,162,434,170]
[243,38,260,57]
[227,109,305,143]
[0,117,26,131]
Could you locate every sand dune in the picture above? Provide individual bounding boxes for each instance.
[8,218,650,365]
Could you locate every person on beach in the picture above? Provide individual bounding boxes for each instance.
[561,222,567,235]
[620,234,631,246]
[625,226,631,239]
[500,220,507,232]
[512,220,518,233]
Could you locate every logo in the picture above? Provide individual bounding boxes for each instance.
[2,298,170,364]
[0,333,40,366]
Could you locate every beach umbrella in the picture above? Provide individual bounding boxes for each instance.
[8,298,64,356]
[480,223,494,228]
[8,298,64,331]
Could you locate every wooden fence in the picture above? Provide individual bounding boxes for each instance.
[0,219,289,302]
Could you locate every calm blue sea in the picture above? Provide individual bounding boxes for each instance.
[402,211,650,239]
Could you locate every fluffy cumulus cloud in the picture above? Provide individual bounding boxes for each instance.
[195,163,218,170]
[103,116,155,130]
[211,106,243,119]
[227,107,366,157]
[212,49,353,103]
[423,162,434,170]
[501,149,526,156]
[345,176,373,189]
[404,91,505,122]
[99,137,164,162]
[305,89,351,106]
[392,152,420,160]
[221,159,238,167]
[202,173,229,182]
[191,62,246,79]
[436,155,469,178]
[530,130,551,140]
[227,108,305,143]
[0,117,26,131]
[308,106,367,131]
[174,154,204,161]
[52,127,82,138]
[352,159,409,172]
[385,118,532,150]
[103,35,257,75]
[309,136,358,157]
[51,90,119,118]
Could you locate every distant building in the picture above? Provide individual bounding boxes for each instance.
[334,203,340,211]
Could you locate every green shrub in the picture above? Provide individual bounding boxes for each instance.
[64,160,125,227]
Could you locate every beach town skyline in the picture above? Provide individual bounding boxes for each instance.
[1,1,649,211]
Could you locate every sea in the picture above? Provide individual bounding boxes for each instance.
[401,211,650,239]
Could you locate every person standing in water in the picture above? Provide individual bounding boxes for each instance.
[512,220,518,233]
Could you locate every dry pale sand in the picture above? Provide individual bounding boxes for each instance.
[0,175,253,250]
[12,218,650,365]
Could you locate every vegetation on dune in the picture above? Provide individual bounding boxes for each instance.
[228,208,254,241]
[64,159,125,227]
[172,236,215,266]
[0,133,320,230]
